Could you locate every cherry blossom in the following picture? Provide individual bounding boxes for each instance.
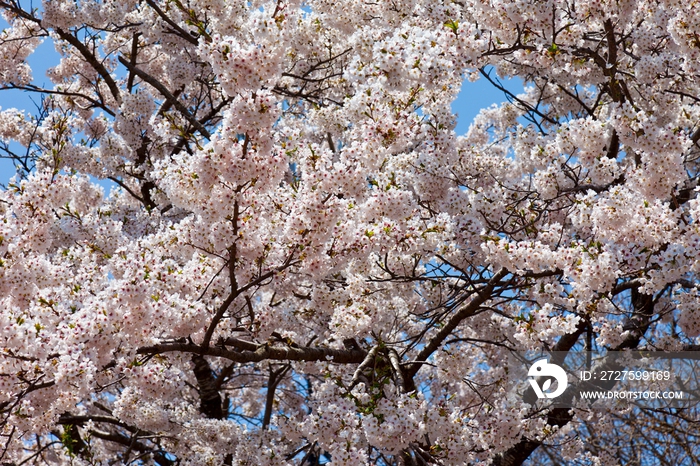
[1,0,700,464]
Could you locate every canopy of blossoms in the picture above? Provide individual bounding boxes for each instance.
[1,0,699,464]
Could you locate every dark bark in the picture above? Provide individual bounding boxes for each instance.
[191,354,224,420]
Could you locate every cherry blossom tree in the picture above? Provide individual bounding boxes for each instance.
[1,0,700,464]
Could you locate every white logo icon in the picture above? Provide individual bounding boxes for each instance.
[528,358,568,399]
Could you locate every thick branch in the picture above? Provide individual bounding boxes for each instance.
[138,340,367,364]
[58,414,135,431]
[262,364,290,429]
[192,354,224,419]
[55,28,121,103]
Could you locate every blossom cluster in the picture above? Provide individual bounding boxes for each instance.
[1,0,700,464]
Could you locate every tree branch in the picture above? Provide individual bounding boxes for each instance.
[144,0,199,46]
[138,340,367,364]
[407,268,509,379]
[55,28,121,103]
[117,56,211,139]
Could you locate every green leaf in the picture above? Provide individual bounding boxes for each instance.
[444,20,459,34]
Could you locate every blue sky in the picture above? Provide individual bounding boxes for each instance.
[0,30,522,185]
[0,19,60,184]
